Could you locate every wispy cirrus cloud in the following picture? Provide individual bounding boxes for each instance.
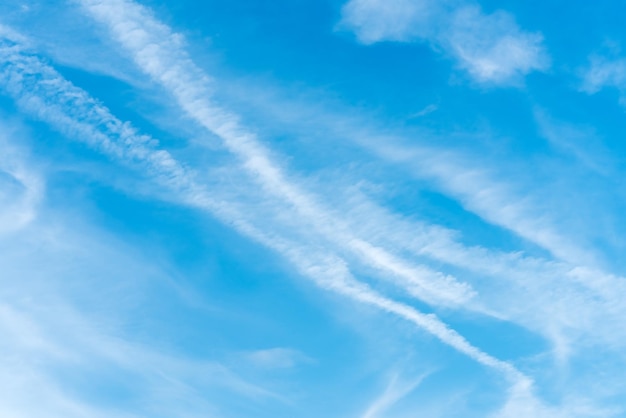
[348,119,626,358]
[0,23,527,390]
[72,0,484,312]
[67,0,626,369]
[338,0,549,85]
[11,2,606,367]
[359,371,429,418]
[4,0,626,415]
[198,72,626,359]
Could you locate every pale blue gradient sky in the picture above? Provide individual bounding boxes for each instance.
[1,1,626,417]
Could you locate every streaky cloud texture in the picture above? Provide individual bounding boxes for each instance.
[2,0,626,417]
[0,18,526,386]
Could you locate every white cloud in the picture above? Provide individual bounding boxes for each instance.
[339,0,549,85]
[443,6,549,84]
[338,0,441,44]
[581,55,626,105]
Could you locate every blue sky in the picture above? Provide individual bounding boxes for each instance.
[2,0,626,416]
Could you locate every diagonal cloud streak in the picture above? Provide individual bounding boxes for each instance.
[0,26,527,386]
[71,0,626,365]
[73,0,480,309]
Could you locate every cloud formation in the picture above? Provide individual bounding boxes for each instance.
[581,54,626,105]
[3,0,626,416]
[339,0,549,84]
